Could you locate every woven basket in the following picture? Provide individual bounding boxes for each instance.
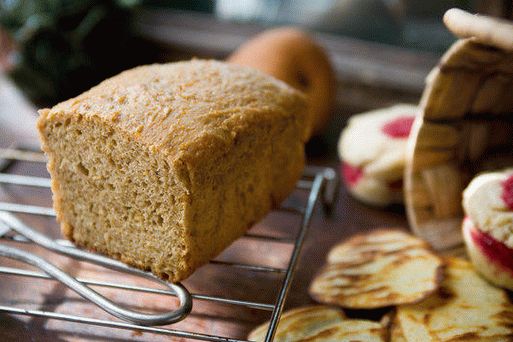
[405,9,513,250]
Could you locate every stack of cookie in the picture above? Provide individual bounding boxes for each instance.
[338,104,418,206]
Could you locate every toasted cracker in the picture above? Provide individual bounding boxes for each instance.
[248,305,385,342]
[310,230,443,309]
[248,306,345,341]
[327,229,429,264]
[396,257,513,341]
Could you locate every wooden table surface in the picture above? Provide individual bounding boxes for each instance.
[0,140,411,341]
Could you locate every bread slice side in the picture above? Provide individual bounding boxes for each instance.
[38,110,194,281]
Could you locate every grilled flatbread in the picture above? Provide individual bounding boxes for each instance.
[396,257,513,341]
[327,229,429,264]
[310,230,443,309]
[248,305,386,342]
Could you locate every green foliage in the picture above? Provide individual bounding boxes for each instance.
[0,0,143,105]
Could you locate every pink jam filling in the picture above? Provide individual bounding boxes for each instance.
[381,116,415,138]
[341,162,363,187]
[465,217,513,276]
[501,174,513,210]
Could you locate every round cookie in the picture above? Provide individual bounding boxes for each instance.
[227,27,336,138]
[462,170,513,289]
[338,104,418,206]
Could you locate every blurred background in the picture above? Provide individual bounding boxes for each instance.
[1,0,512,154]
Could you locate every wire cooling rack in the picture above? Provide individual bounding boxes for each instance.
[0,148,337,341]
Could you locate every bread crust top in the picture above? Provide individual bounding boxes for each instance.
[39,60,308,165]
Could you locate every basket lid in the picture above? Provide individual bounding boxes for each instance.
[405,9,513,250]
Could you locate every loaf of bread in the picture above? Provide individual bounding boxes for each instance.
[37,60,308,282]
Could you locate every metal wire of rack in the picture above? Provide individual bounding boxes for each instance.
[0,148,338,341]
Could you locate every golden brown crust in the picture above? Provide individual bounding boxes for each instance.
[41,60,308,158]
[38,60,308,282]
